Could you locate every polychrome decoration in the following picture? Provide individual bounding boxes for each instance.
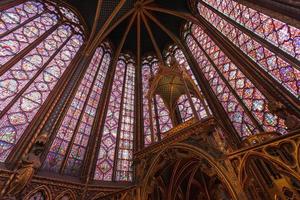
[0,1,84,162]
[94,54,135,181]
[43,44,111,176]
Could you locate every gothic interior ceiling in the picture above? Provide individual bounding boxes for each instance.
[0,0,300,199]
[61,0,189,55]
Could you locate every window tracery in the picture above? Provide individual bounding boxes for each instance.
[0,0,84,162]
[29,191,45,200]
[94,54,135,182]
[184,22,287,137]
[43,44,111,175]
[197,1,300,99]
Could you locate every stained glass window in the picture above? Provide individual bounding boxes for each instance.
[43,44,111,175]
[141,56,173,145]
[29,191,45,200]
[198,1,300,99]
[184,22,287,137]
[165,45,211,122]
[116,62,135,182]
[0,1,84,162]
[94,54,135,182]
[155,94,173,139]
[202,0,300,60]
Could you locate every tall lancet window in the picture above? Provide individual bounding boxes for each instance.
[141,56,173,146]
[197,0,300,99]
[164,45,212,122]
[0,1,84,162]
[43,43,111,176]
[184,22,287,138]
[94,54,135,182]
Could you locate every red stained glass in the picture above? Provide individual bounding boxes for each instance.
[94,60,125,181]
[203,0,300,60]
[0,13,58,68]
[156,94,172,138]
[186,33,257,136]
[0,2,84,162]
[0,1,44,35]
[142,57,160,146]
[116,62,135,181]
[198,3,300,98]
[186,23,287,136]
[44,46,110,175]
[167,45,212,120]
[142,61,152,146]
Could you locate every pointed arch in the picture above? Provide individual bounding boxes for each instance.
[55,189,76,200]
[239,152,300,188]
[94,53,136,182]
[24,185,52,200]
[43,42,112,176]
[0,0,85,162]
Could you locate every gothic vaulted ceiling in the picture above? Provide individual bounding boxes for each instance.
[61,0,190,55]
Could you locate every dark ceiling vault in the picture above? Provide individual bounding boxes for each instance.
[61,0,190,56]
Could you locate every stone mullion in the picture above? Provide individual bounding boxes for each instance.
[150,63,162,142]
[112,60,129,181]
[0,21,62,76]
[135,12,143,152]
[180,35,241,148]
[190,32,264,133]
[0,31,72,120]
[7,42,87,167]
[59,51,105,174]
[201,1,300,72]
[195,12,300,118]
[135,61,143,150]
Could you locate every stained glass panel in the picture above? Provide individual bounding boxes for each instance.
[43,47,106,173]
[116,62,135,181]
[186,33,258,137]
[0,12,58,68]
[0,1,44,35]
[198,3,300,98]
[203,0,300,60]
[142,61,152,146]
[94,59,126,181]
[170,46,211,119]
[64,52,110,175]
[0,25,72,113]
[186,23,287,136]
[156,94,172,138]
[0,33,83,161]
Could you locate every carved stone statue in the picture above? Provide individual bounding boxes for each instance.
[5,133,48,198]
